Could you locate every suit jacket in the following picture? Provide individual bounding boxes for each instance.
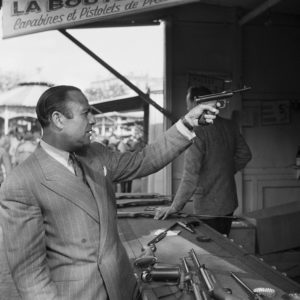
[172,117,252,215]
[0,125,191,300]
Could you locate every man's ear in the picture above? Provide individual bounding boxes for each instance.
[51,111,65,129]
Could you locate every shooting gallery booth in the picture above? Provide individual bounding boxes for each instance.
[1,0,300,298]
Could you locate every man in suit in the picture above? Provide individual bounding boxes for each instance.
[0,85,218,300]
[155,86,252,235]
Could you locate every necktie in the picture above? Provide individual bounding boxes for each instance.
[68,152,86,183]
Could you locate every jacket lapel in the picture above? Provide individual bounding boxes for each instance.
[34,146,99,223]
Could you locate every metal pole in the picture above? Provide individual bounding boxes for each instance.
[239,0,282,26]
[59,29,177,123]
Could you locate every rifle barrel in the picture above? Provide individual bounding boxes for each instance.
[230,272,264,300]
[190,249,214,293]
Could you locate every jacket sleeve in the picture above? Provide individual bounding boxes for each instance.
[103,125,193,183]
[233,126,252,173]
[0,179,58,300]
[171,137,205,211]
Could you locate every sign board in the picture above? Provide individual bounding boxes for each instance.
[261,100,290,126]
[2,0,198,39]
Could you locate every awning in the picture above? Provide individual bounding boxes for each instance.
[0,82,54,134]
[0,82,54,107]
[2,0,198,39]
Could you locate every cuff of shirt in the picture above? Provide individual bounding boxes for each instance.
[176,119,196,140]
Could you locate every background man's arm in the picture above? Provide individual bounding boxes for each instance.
[155,139,205,219]
[0,184,57,300]
[233,126,252,172]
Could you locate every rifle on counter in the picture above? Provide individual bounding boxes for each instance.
[134,221,196,269]
[181,257,208,300]
[116,198,171,209]
[117,211,156,218]
[117,210,239,220]
[189,249,242,300]
[115,192,163,199]
[134,222,179,269]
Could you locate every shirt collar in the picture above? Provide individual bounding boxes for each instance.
[40,139,72,171]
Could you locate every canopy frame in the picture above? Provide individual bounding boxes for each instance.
[59,29,177,123]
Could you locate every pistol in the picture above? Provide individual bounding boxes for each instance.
[195,86,251,125]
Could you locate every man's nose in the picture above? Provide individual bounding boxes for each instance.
[88,113,96,125]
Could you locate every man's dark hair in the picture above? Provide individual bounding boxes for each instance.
[187,86,212,103]
[36,85,82,128]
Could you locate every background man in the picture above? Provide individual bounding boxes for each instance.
[0,85,218,300]
[155,86,252,236]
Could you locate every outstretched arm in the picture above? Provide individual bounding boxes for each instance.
[107,103,218,182]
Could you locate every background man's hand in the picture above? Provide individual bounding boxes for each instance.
[154,206,178,220]
[185,103,219,127]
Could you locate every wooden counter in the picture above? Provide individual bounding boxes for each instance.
[117,195,300,300]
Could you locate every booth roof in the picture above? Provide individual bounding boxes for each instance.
[0,82,54,107]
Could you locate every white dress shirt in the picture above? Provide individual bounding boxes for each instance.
[40,140,75,174]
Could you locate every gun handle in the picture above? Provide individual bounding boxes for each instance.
[198,111,210,126]
[198,105,217,126]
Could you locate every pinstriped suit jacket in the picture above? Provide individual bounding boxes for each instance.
[0,125,191,300]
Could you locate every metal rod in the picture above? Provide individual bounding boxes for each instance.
[180,213,238,220]
[190,249,214,292]
[239,0,282,26]
[231,272,255,295]
[182,257,204,300]
[59,29,177,122]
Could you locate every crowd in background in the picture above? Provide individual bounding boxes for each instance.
[0,125,145,190]
[0,126,41,185]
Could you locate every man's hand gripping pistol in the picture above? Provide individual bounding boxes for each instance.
[196,86,251,125]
